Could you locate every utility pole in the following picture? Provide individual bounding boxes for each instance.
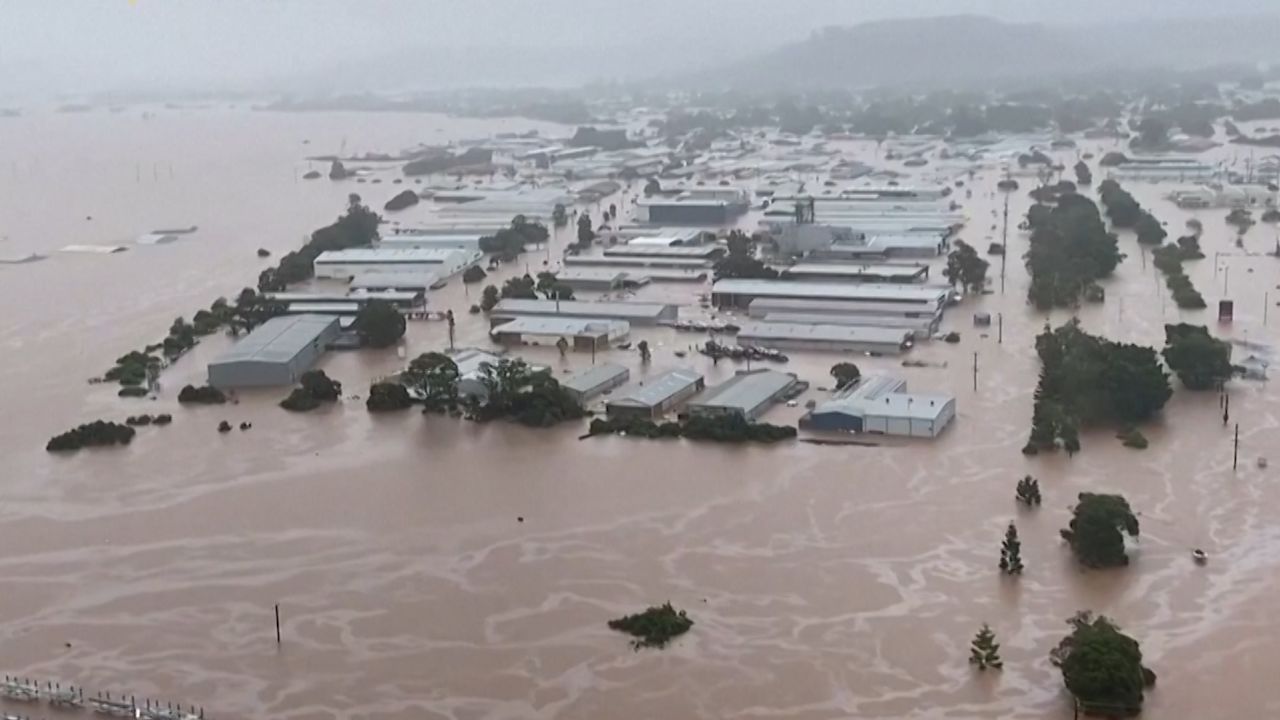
[1233,423,1240,471]
[1000,191,1009,295]
[972,352,978,392]
[997,313,1003,344]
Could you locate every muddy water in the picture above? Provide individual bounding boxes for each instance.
[1,109,1279,719]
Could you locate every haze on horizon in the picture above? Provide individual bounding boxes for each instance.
[0,0,1276,100]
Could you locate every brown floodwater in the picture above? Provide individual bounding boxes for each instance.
[2,108,1279,719]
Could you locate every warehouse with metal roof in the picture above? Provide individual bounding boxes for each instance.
[802,374,955,438]
[313,248,478,279]
[489,316,630,351]
[561,363,630,405]
[780,262,930,283]
[686,369,799,421]
[711,279,950,310]
[489,299,679,325]
[736,322,914,354]
[606,368,705,420]
[207,314,340,387]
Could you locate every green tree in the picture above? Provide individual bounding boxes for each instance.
[1016,475,1042,506]
[1074,160,1093,186]
[714,231,778,280]
[999,522,1024,575]
[462,265,487,284]
[637,340,651,363]
[1051,612,1154,716]
[577,213,596,248]
[354,299,406,348]
[480,284,500,312]
[366,382,412,412]
[502,275,538,300]
[299,370,342,401]
[969,624,1003,670]
[943,240,989,293]
[829,362,862,388]
[403,352,459,411]
[1134,211,1166,246]
[1163,324,1232,390]
[1061,493,1139,568]
[1136,116,1170,148]
[551,203,568,227]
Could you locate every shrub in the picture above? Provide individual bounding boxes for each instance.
[178,385,227,404]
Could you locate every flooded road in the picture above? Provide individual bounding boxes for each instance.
[1,108,1279,718]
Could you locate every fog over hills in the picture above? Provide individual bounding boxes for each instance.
[704,14,1280,91]
[1,1,1279,100]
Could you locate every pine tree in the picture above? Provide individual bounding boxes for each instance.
[1016,476,1042,506]
[969,623,1003,670]
[1000,522,1024,575]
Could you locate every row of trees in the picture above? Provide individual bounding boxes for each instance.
[1151,235,1207,309]
[46,420,136,452]
[1024,194,1124,309]
[1098,180,1166,245]
[258,194,381,291]
[478,215,550,261]
[588,414,797,444]
[1024,321,1171,455]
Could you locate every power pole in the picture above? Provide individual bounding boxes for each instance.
[972,352,979,392]
[1000,191,1009,295]
[997,313,1003,344]
[1233,423,1240,471]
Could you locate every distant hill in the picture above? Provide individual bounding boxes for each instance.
[705,14,1280,90]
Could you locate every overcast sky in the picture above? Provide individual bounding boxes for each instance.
[1,0,1275,98]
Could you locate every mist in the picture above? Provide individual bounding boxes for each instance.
[1,0,1277,100]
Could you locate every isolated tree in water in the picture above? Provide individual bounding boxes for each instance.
[999,522,1024,575]
[970,624,1003,670]
[1016,476,1042,506]
[637,340,651,364]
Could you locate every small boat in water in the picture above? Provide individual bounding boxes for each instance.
[1192,549,1208,564]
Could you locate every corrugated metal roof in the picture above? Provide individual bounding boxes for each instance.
[211,314,337,365]
[314,248,465,264]
[812,374,953,422]
[737,321,912,345]
[491,299,675,321]
[562,363,629,393]
[609,368,703,408]
[688,370,796,413]
[714,280,948,304]
[490,316,628,337]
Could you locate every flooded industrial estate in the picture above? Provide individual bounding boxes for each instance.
[3,101,1280,720]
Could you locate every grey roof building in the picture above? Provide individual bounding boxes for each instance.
[711,279,950,310]
[686,369,799,421]
[803,374,954,438]
[489,316,630,351]
[208,314,340,387]
[561,363,630,405]
[736,321,914,354]
[490,299,679,325]
[606,368,705,420]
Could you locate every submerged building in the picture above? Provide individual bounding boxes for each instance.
[802,374,955,438]
[685,369,799,421]
[561,363,631,405]
[489,316,630,351]
[606,368,705,420]
[207,314,340,388]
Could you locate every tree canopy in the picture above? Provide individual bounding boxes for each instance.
[1052,612,1154,716]
[830,362,862,388]
[714,230,778,280]
[403,352,460,412]
[1060,493,1139,568]
[1024,321,1170,455]
[354,299,406,348]
[1162,324,1232,390]
[943,240,989,293]
[1024,195,1124,309]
